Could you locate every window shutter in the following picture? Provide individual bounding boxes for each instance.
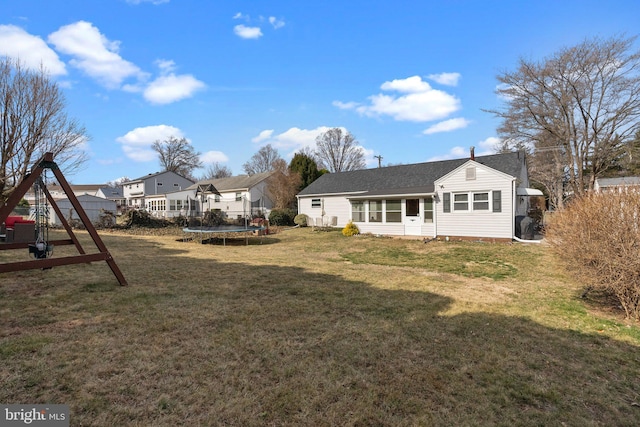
[493,191,502,212]
[443,192,451,213]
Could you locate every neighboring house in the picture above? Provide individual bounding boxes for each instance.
[23,183,105,205]
[297,150,536,241]
[186,171,276,220]
[143,171,276,220]
[594,176,640,192]
[96,186,126,214]
[145,189,196,219]
[122,171,194,209]
[51,194,117,226]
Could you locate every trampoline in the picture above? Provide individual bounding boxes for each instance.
[182,224,266,245]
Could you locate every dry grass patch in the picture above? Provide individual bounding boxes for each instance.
[0,227,639,426]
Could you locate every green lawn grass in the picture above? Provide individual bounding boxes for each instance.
[1,227,639,426]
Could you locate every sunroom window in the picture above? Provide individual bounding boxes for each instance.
[386,200,402,223]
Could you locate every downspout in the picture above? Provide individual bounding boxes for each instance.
[433,192,438,238]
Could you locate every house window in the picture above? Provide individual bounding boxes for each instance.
[173,183,179,187]
[386,200,402,223]
[454,193,469,211]
[443,192,451,213]
[473,192,489,210]
[369,200,382,222]
[424,196,434,223]
[170,200,176,210]
[311,198,321,208]
[235,192,242,201]
[352,201,365,222]
[449,191,497,212]
[157,182,163,187]
[493,191,502,213]
[215,195,220,202]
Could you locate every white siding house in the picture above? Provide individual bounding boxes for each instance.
[434,161,516,240]
[139,171,277,221]
[297,150,536,241]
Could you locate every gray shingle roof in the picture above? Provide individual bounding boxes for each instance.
[188,171,274,192]
[297,151,525,197]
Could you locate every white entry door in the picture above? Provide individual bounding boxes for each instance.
[404,199,421,235]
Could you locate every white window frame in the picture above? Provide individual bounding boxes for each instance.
[452,191,495,212]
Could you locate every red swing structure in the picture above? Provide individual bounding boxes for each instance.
[0,152,127,286]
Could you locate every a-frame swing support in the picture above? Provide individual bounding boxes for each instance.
[0,152,127,285]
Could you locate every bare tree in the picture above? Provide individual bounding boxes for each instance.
[489,36,640,202]
[201,162,232,180]
[0,57,89,202]
[266,159,301,210]
[315,128,366,172]
[242,144,283,175]
[152,136,202,179]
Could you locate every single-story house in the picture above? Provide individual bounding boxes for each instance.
[297,150,538,241]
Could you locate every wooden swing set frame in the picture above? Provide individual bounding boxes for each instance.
[0,152,127,285]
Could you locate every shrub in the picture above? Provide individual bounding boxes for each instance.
[546,190,640,320]
[269,209,296,226]
[342,220,359,237]
[203,210,225,227]
[293,214,308,227]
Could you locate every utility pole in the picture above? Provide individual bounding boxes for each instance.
[374,155,383,168]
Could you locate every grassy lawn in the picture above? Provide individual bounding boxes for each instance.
[1,227,639,426]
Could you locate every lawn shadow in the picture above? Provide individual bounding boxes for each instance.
[1,234,639,426]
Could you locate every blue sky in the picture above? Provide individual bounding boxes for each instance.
[1,0,638,184]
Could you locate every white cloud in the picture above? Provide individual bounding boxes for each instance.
[143,71,206,105]
[200,151,229,164]
[336,75,461,122]
[380,75,432,93]
[251,129,274,143]
[269,17,285,29]
[477,136,501,153]
[48,21,146,89]
[332,100,360,110]
[116,125,184,162]
[427,72,461,86]
[0,25,66,76]
[427,137,499,162]
[422,118,471,135]
[251,126,333,159]
[234,25,263,39]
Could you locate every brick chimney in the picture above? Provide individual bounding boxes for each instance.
[470,146,475,161]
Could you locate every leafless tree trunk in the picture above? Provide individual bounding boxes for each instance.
[242,144,283,175]
[152,136,202,179]
[201,162,232,180]
[489,36,640,203]
[0,57,89,202]
[315,128,366,173]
